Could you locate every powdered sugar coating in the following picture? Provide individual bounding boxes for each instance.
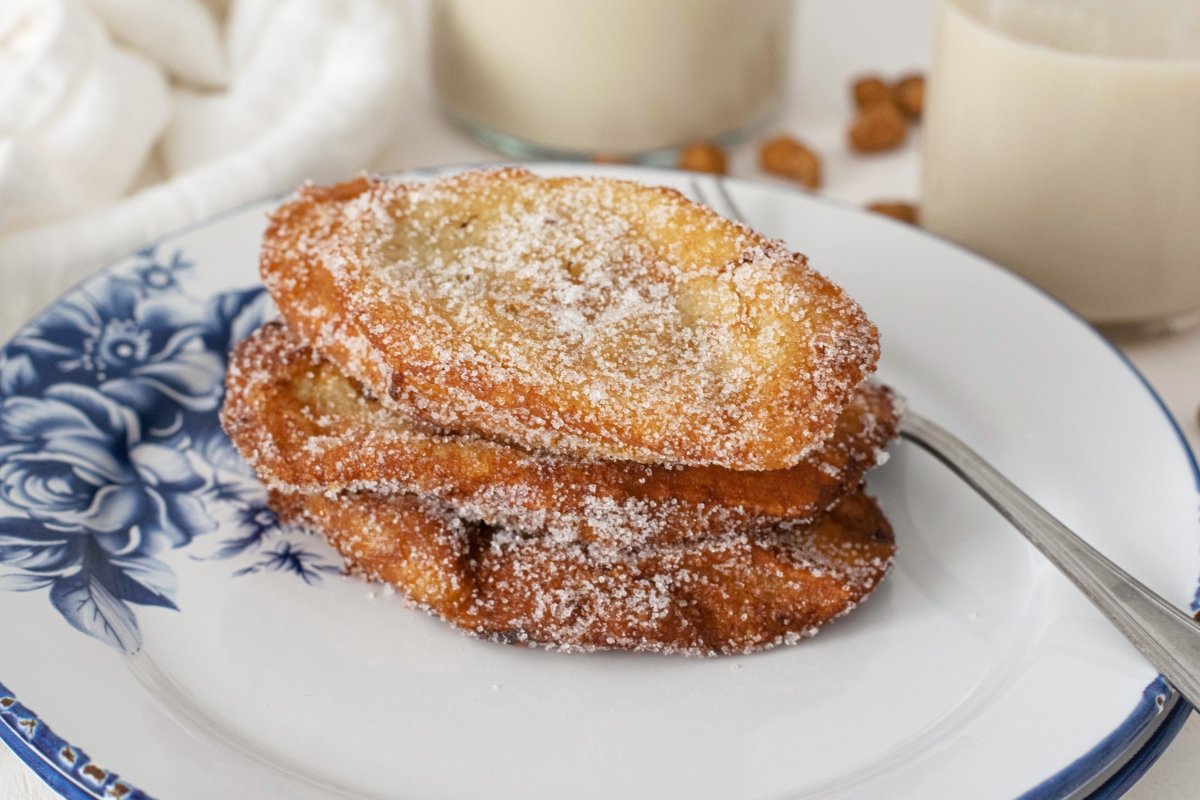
[222,322,901,547]
[246,168,897,655]
[261,169,880,470]
[272,489,895,656]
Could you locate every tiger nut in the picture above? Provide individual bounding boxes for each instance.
[848,103,908,153]
[852,76,893,110]
[893,74,925,119]
[759,135,822,189]
[866,201,920,225]
[678,141,728,175]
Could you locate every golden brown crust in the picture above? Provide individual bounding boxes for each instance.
[222,322,900,546]
[271,489,895,656]
[260,169,879,470]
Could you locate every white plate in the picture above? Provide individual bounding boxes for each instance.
[0,165,1195,800]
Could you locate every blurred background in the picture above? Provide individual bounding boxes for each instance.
[1,0,930,310]
[5,0,1197,338]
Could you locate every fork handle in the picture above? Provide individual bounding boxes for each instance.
[900,410,1200,709]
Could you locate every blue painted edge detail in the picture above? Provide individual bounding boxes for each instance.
[0,679,154,800]
[0,164,1195,799]
[1016,678,1187,800]
[1088,688,1193,799]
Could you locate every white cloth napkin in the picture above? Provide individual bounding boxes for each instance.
[0,0,410,331]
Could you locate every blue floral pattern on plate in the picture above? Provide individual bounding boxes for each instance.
[0,246,339,654]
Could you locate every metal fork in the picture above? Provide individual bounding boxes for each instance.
[691,177,1200,709]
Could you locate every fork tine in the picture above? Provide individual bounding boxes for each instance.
[689,177,746,224]
[688,178,713,212]
[712,178,747,224]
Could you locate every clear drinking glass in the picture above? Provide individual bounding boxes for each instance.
[430,0,791,163]
[921,0,1200,335]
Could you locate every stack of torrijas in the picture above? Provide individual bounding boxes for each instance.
[221,168,900,655]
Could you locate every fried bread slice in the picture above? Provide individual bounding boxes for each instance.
[223,322,900,546]
[270,488,895,655]
[261,169,880,470]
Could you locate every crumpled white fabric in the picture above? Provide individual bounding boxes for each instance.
[0,0,410,328]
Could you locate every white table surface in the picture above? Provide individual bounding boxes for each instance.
[2,0,1197,797]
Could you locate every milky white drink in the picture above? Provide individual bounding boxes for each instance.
[431,0,790,158]
[921,0,1200,330]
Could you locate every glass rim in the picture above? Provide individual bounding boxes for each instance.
[940,0,1200,64]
